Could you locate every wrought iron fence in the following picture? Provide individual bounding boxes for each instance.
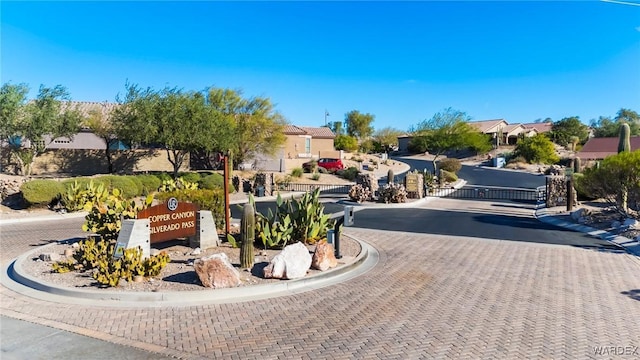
[428,185,545,203]
[276,183,353,194]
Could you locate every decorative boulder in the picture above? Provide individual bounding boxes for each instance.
[263,242,312,279]
[311,240,338,271]
[571,208,589,222]
[194,253,241,289]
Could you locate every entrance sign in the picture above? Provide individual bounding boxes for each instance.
[137,198,200,244]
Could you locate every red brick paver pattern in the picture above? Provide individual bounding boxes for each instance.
[2,218,640,358]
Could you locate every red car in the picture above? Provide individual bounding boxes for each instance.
[303,158,344,172]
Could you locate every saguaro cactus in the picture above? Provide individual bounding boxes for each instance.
[387,169,394,184]
[240,204,255,269]
[573,157,581,174]
[618,123,631,153]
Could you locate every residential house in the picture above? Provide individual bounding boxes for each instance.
[283,125,337,159]
[522,122,552,136]
[576,136,640,160]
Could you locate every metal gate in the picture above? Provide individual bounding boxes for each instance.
[428,185,546,204]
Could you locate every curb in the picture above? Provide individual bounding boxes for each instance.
[534,207,640,257]
[1,238,378,308]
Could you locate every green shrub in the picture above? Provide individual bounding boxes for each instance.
[135,174,161,195]
[438,158,462,173]
[62,177,106,191]
[198,173,233,192]
[179,172,202,184]
[311,173,321,181]
[102,176,139,199]
[337,166,359,181]
[156,189,225,229]
[440,170,458,183]
[291,167,303,178]
[20,179,65,207]
[152,172,173,182]
[123,176,143,196]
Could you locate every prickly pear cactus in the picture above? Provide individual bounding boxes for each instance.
[240,204,255,269]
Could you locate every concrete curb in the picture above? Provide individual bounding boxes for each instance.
[1,238,378,308]
[0,211,88,225]
[534,207,640,257]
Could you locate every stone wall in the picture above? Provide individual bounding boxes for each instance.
[546,175,577,208]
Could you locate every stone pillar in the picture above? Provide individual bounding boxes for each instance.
[114,219,151,259]
[190,210,220,249]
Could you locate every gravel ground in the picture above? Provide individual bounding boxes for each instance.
[22,236,362,292]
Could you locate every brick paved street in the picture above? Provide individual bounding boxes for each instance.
[1,200,640,359]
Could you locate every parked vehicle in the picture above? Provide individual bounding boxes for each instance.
[303,158,344,172]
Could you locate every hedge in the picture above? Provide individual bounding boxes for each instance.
[20,179,65,207]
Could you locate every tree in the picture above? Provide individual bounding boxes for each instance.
[550,116,589,147]
[206,88,287,167]
[83,103,119,173]
[590,109,640,138]
[0,83,82,175]
[113,84,215,178]
[345,110,374,140]
[513,134,559,164]
[409,108,488,171]
[577,150,640,216]
[372,127,403,153]
[328,121,344,136]
[334,134,358,152]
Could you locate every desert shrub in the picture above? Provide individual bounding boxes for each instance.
[513,134,559,164]
[440,170,458,183]
[135,174,161,195]
[102,175,139,199]
[572,173,597,201]
[337,166,359,181]
[438,158,462,173]
[348,184,371,203]
[20,179,65,207]
[198,173,224,190]
[291,167,303,178]
[123,176,143,196]
[318,166,328,174]
[179,172,202,184]
[304,160,318,173]
[379,183,408,204]
[311,173,321,181]
[156,189,225,229]
[152,172,173,182]
[507,156,528,165]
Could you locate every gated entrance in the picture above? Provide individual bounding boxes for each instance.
[428,185,547,204]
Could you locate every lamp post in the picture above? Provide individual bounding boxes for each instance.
[324,109,330,126]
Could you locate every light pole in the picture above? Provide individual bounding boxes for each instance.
[324,109,330,126]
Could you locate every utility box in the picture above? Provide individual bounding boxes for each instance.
[255,186,265,197]
[344,206,354,227]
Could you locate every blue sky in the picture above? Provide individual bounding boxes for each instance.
[2,1,639,132]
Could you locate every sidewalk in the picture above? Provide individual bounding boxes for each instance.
[535,206,640,257]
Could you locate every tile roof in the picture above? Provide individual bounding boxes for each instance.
[522,122,552,133]
[576,136,640,159]
[503,124,525,134]
[300,126,336,139]
[283,124,307,135]
[469,119,508,133]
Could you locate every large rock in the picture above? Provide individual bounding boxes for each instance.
[263,242,312,279]
[571,208,589,221]
[194,253,241,289]
[311,240,338,271]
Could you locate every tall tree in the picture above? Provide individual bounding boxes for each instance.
[590,108,640,138]
[550,116,589,147]
[372,127,403,153]
[112,84,215,178]
[206,88,286,166]
[83,103,119,173]
[409,108,489,171]
[0,83,82,175]
[345,110,374,140]
[328,121,344,136]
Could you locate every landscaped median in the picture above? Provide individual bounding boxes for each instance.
[2,236,377,307]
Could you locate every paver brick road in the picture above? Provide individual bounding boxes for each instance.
[1,200,640,359]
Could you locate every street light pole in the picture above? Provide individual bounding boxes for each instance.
[324,109,330,126]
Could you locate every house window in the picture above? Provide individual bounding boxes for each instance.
[305,137,311,154]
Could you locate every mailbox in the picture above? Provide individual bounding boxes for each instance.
[344,205,354,227]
